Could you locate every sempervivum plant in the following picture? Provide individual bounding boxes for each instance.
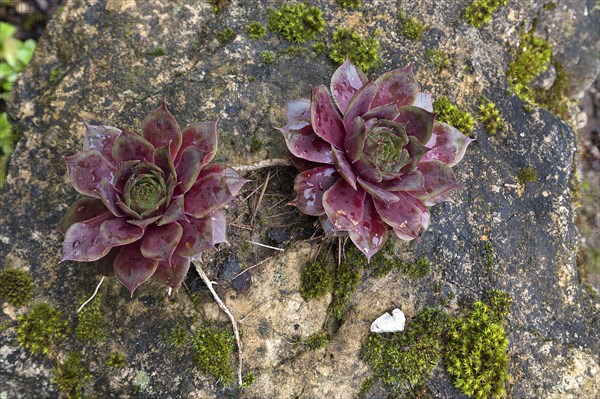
[280,59,472,260]
[59,103,246,295]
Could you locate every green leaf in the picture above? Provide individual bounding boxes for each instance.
[16,39,36,66]
[0,22,17,44]
[0,62,15,79]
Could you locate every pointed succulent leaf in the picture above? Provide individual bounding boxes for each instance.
[292,166,339,216]
[371,65,419,108]
[330,58,368,113]
[400,136,429,174]
[289,155,322,172]
[381,170,424,192]
[332,146,357,190]
[61,212,114,262]
[175,147,203,194]
[322,179,366,231]
[280,124,334,164]
[396,105,435,145]
[343,81,377,131]
[152,253,191,290]
[93,248,119,277]
[412,92,433,112]
[112,129,155,163]
[349,198,388,261]
[354,154,382,182]
[184,174,233,218]
[178,121,218,166]
[128,215,162,228]
[141,222,183,263]
[96,179,124,217]
[344,116,366,163]
[113,160,139,193]
[65,149,115,198]
[116,197,141,219]
[373,192,425,239]
[99,218,144,247]
[319,215,348,237]
[158,195,188,226]
[310,85,345,148]
[124,170,167,215]
[58,198,107,235]
[414,160,460,201]
[113,241,159,296]
[285,99,311,129]
[422,122,473,166]
[362,104,400,121]
[177,210,227,257]
[357,176,400,204]
[142,102,182,159]
[83,124,121,165]
[154,144,176,179]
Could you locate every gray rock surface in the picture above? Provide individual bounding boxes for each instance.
[1,1,599,398]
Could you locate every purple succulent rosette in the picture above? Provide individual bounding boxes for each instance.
[280,59,472,260]
[59,102,246,295]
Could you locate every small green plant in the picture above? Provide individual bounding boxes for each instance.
[260,50,276,64]
[507,31,551,105]
[300,257,333,301]
[191,324,235,386]
[105,352,127,368]
[337,0,361,9]
[329,248,362,320]
[216,28,236,44]
[399,256,431,279]
[464,0,509,28]
[517,166,538,185]
[246,22,267,39]
[303,331,332,351]
[358,377,374,398]
[478,98,506,134]
[146,47,166,57]
[484,289,512,320]
[241,371,256,388]
[312,40,326,55]
[52,352,92,399]
[0,268,34,306]
[17,303,68,355]
[426,48,449,71]
[208,0,229,13]
[483,241,495,272]
[445,302,509,399]
[361,308,448,395]
[398,10,428,41]
[249,137,263,153]
[329,28,381,72]
[160,322,188,347]
[75,295,108,343]
[267,4,325,43]
[433,96,475,136]
[0,22,36,99]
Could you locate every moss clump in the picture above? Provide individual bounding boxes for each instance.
[484,289,512,319]
[146,47,166,57]
[246,22,267,39]
[330,28,381,72]
[75,296,108,343]
[517,166,538,185]
[361,308,448,394]
[426,48,449,72]
[399,256,431,279]
[483,241,495,272]
[445,302,509,399]
[249,137,263,153]
[191,324,235,386]
[398,10,428,41]
[433,96,475,136]
[329,246,363,320]
[533,61,571,119]
[337,0,361,9]
[312,40,326,55]
[160,322,188,348]
[241,371,256,388]
[0,268,34,306]
[300,257,333,301]
[52,352,92,399]
[267,4,325,43]
[260,50,276,64]
[106,352,127,368]
[358,377,374,398]
[216,28,236,44]
[17,303,68,355]
[507,31,552,105]
[303,331,332,351]
[208,0,229,13]
[464,0,509,28]
[49,65,63,84]
[478,98,506,134]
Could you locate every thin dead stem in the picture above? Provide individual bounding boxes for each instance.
[193,261,243,387]
[233,158,291,172]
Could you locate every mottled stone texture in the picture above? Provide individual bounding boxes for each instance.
[1,1,598,398]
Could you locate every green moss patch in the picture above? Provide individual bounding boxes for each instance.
[17,303,68,355]
[478,98,506,134]
[484,289,512,319]
[464,0,509,28]
[361,308,448,395]
[398,10,427,41]
[246,22,267,39]
[146,47,166,57]
[106,352,127,368]
[337,0,361,9]
[517,166,538,185]
[445,302,509,399]
[216,28,236,44]
[191,324,235,386]
[0,268,34,306]
[76,296,108,343]
[433,96,475,136]
[300,257,333,301]
[52,352,92,399]
[160,322,188,348]
[303,331,332,351]
[329,248,362,321]
[267,4,325,43]
[330,28,381,72]
[260,50,276,64]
